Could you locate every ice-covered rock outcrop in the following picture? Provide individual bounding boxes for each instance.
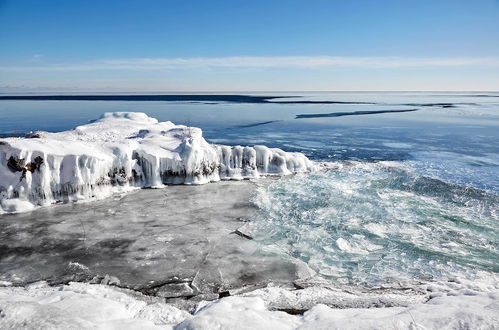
[0,112,313,213]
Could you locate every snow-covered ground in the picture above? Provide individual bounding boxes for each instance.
[0,281,497,329]
[0,112,313,213]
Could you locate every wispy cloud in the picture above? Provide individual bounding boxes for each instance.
[2,56,499,71]
[27,54,44,63]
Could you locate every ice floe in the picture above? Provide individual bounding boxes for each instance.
[0,112,313,213]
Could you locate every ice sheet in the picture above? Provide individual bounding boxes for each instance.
[0,179,313,298]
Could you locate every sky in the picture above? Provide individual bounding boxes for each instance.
[1,0,499,92]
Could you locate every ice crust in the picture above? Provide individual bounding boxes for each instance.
[0,112,313,213]
[0,282,497,330]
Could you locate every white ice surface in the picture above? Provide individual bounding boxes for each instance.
[0,282,497,330]
[0,281,189,329]
[0,112,313,213]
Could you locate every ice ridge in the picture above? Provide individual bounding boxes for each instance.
[0,112,314,213]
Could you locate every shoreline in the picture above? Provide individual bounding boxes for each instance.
[1,279,496,329]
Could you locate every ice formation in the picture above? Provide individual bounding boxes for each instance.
[0,112,313,213]
[0,282,497,329]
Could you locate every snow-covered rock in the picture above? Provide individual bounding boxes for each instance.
[0,112,314,213]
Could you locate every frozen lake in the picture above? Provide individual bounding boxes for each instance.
[0,92,498,309]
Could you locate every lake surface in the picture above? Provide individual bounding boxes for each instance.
[0,92,498,299]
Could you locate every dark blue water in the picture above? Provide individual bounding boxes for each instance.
[1,92,498,191]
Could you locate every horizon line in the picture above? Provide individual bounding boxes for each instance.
[1,89,499,93]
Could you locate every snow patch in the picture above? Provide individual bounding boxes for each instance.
[0,282,189,329]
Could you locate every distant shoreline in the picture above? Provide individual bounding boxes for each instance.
[0,94,489,105]
[0,94,379,105]
[0,94,281,103]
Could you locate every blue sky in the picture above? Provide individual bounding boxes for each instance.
[1,0,499,91]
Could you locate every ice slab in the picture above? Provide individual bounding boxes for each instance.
[0,179,313,298]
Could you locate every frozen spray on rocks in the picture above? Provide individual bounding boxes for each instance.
[0,112,314,213]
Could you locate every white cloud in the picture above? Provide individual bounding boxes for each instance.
[1,56,499,72]
[103,56,499,68]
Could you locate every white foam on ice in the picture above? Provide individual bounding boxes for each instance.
[0,112,313,213]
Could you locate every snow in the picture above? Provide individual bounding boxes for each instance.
[0,281,189,329]
[0,198,35,213]
[179,291,499,329]
[0,112,313,213]
[298,292,499,330]
[177,296,301,330]
[1,282,497,329]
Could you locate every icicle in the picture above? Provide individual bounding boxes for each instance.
[0,112,314,213]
